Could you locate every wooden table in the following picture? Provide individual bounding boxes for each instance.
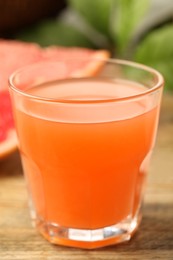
[0,94,173,260]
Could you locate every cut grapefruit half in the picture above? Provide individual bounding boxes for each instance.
[0,40,110,159]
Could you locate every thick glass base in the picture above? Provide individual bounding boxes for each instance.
[34,212,141,249]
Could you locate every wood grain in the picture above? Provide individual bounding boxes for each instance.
[0,94,173,259]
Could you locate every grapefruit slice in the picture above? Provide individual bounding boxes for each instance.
[0,91,18,158]
[0,40,110,159]
[41,46,110,77]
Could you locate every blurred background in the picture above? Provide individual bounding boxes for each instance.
[0,0,173,90]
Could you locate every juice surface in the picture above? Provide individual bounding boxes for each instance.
[14,78,159,229]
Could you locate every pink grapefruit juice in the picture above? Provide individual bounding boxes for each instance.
[13,78,159,230]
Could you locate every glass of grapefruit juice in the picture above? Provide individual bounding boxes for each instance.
[9,59,164,249]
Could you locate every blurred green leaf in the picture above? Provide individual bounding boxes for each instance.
[111,0,149,55]
[134,25,173,90]
[68,0,113,37]
[16,19,95,48]
[58,8,111,49]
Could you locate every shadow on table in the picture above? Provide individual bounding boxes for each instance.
[0,150,23,178]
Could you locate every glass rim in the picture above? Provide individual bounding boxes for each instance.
[9,58,164,104]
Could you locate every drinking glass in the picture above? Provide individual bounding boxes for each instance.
[9,59,164,249]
